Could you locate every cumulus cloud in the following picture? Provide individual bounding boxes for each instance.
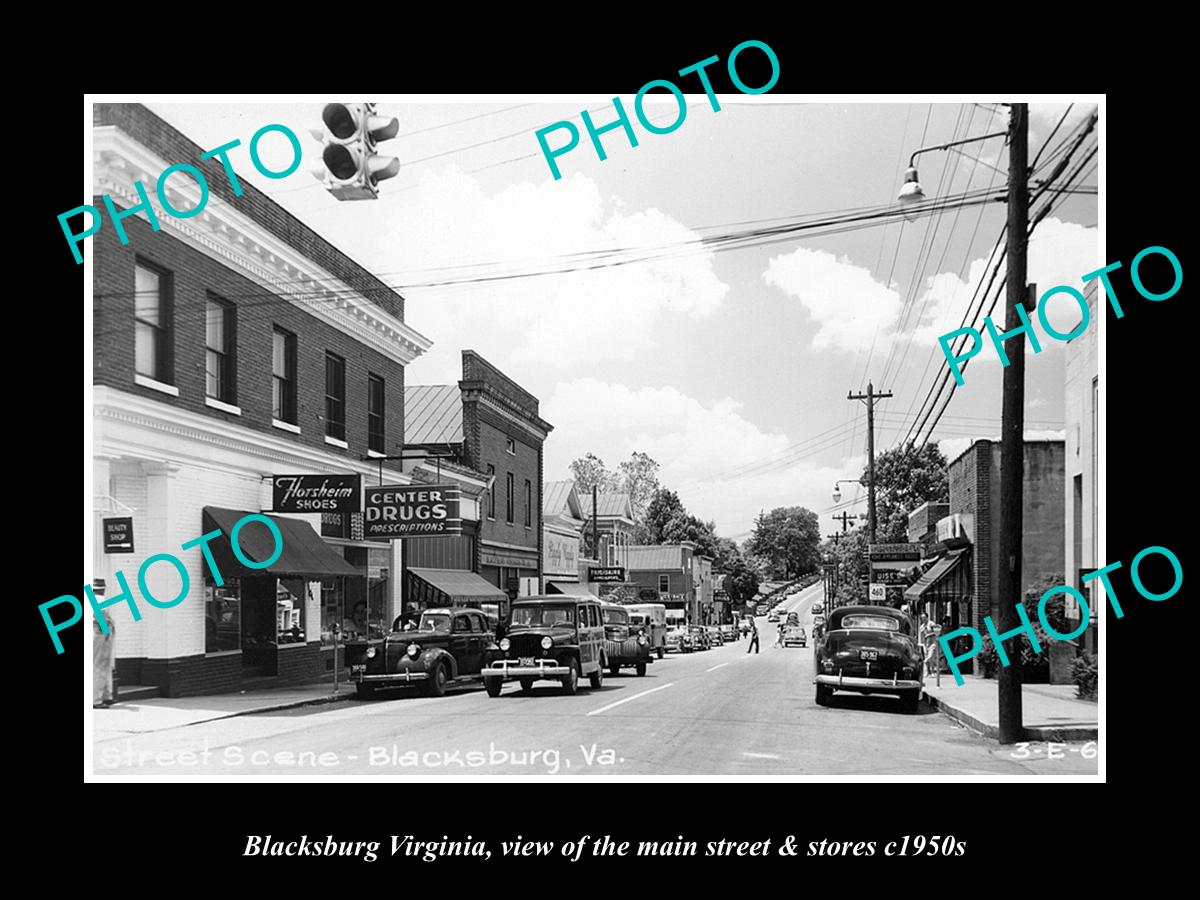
[543,378,864,538]
[762,247,902,354]
[909,217,1099,355]
[361,168,728,380]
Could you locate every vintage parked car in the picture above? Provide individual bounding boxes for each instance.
[688,625,712,650]
[786,611,800,626]
[783,625,807,648]
[767,610,780,623]
[665,625,688,653]
[705,625,724,647]
[600,602,651,677]
[481,596,606,696]
[811,602,825,615]
[813,605,924,712]
[720,623,738,642]
[346,607,501,699]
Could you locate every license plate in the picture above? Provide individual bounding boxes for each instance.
[519,657,535,667]
[351,664,366,675]
[859,649,879,661]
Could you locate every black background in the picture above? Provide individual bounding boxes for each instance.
[29,19,1187,886]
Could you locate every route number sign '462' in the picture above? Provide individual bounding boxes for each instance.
[868,583,887,602]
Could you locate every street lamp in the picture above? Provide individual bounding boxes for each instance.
[897,166,924,204]
[831,479,863,504]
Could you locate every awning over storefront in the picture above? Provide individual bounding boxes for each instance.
[201,507,359,579]
[547,581,600,599]
[406,567,507,606]
[871,559,920,572]
[903,547,968,601]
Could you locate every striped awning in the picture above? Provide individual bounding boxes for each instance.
[903,547,968,601]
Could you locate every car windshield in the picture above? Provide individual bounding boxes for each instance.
[417,613,451,633]
[840,614,901,631]
[629,614,647,625]
[602,608,629,625]
[510,605,575,628]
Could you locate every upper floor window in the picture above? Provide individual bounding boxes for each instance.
[487,465,496,519]
[524,479,532,527]
[659,574,670,593]
[325,351,346,441]
[505,472,514,524]
[272,327,297,424]
[367,373,385,453]
[205,295,236,404]
[135,262,172,384]
[505,438,516,455]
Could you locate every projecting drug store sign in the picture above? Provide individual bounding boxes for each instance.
[364,484,462,537]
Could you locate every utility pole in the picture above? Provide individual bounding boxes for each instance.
[831,511,858,533]
[996,104,1030,745]
[847,382,893,543]
[592,484,600,565]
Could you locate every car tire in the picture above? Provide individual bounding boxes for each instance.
[609,663,621,677]
[425,662,448,698]
[636,662,647,677]
[355,683,376,699]
[519,678,534,693]
[657,647,664,660]
[562,659,580,696]
[590,661,604,689]
[484,678,502,698]
[815,684,832,706]
[902,689,921,713]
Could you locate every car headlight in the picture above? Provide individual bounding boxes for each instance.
[540,636,553,650]
[365,647,377,659]
[407,643,420,658]
[499,637,511,651]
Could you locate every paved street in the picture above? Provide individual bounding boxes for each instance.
[93,583,1096,777]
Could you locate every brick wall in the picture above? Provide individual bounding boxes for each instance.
[474,409,541,554]
[92,103,404,323]
[94,211,406,460]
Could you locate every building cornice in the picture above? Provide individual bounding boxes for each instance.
[94,385,411,482]
[94,126,433,367]
[461,386,552,441]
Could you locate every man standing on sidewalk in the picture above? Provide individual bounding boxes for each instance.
[746,619,760,654]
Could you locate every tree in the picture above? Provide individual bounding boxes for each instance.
[644,488,686,544]
[862,443,950,543]
[825,528,869,605]
[569,453,620,495]
[617,451,660,526]
[715,539,759,605]
[744,506,821,580]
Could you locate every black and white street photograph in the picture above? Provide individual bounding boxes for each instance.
[78,90,1111,781]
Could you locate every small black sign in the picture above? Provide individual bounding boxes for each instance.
[273,474,361,513]
[589,566,625,583]
[103,517,134,553]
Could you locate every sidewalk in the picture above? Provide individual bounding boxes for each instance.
[93,680,353,738]
[923,675,1097,741]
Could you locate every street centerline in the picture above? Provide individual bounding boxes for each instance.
[586,683,674,716]
[706,662,729,672]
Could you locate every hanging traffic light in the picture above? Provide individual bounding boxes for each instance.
[311,103,400,200]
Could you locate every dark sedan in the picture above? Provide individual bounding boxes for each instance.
[812,606,924,712]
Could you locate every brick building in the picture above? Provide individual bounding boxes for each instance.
[404,351,552,600]
[1064,288,1099,654]
[91,103,432,696]
[944,438,1066,674]
[624,543,698,624]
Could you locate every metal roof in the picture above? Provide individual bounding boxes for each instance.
[404,385,463,444]
[579,491,633,518]
[624,545,687,570]
[543,480,580,518]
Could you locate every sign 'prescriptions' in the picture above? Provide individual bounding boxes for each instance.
[364,484,462,537]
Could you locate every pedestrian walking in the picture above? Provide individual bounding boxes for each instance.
[774,621,785,648]
[93,610,117,708]
[746,620,759,654]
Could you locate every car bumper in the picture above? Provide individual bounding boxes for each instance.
[815,673,922,691]
[482,659,570,679]
[353,670,429,684]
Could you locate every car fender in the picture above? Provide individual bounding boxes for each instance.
[419,647,457,679]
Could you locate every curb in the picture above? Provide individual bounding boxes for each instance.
[101,691,352,734]
[921,689,1098,742]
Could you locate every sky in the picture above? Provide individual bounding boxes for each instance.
[148,98,1099,541]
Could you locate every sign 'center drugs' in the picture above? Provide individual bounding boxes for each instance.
[364,484,462,537]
